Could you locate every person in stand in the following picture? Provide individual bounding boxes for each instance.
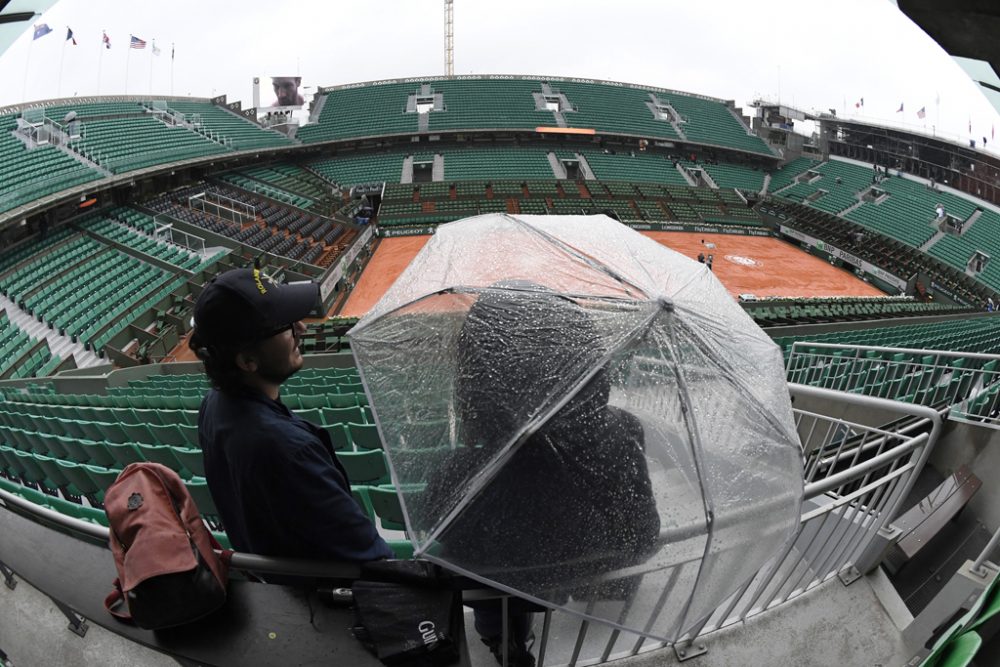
[706,254,714,271]
[189,268,392,581]
[697,252,705,263]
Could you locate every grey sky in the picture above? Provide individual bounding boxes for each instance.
[3,0,999,151]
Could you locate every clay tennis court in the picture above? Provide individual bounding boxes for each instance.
[339,231,883,318]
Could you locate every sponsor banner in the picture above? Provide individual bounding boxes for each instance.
[930,281,971,307]
[319,225,375,300]
[379,226,438,238]
[779,225,908,291]
[626,222,772,237]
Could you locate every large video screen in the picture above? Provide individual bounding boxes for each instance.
[262,75,304,109]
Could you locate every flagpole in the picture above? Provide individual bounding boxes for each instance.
[125,42,131,94]
[149,40,154,95]
[170,43,174,96]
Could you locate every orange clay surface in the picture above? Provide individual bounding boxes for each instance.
[169,231,881,361]
[338,232,883,318]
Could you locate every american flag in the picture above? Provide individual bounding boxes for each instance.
[102,31,110,49]
[130,35,147,49]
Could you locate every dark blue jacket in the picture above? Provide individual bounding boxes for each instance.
[199,387,392,564]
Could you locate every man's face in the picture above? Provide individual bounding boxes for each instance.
[272,78,300,106]
[248,321,306,385]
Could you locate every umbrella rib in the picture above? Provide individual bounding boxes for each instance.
[420,300,665,551]
[662,314,719,643]
[671,305,802,448]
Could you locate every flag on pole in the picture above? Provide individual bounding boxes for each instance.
[130,35,147,49]
[152,40,161,56]
[896,103,904,113]
[855,97,864,109]
[103,31,111,49]
[32,24,52,40]
[917,107,926,119]
[969,118,972,133]
[171,43,175,61]
[66,27,77,45]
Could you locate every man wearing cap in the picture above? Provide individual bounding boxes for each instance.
[189,267,392,571]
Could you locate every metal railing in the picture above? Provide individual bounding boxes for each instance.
[0,383,939,665]
[786,342,1000,428]
[188,191,255,226]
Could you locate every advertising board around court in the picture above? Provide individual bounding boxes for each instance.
[779,225,908,292]
[625,221,773,237]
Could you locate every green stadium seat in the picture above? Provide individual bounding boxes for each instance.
[83,464,120,498]
[368,486,406,531]
[348,422,382,450]
[136,444,187,478]
[173,447,206,477]
[54,458,102,497]
[336,450,390,486]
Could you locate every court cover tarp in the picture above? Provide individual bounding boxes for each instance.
[349,213,803,642]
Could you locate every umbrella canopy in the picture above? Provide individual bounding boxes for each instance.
[349,213,803,642]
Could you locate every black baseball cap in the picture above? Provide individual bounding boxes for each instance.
[192,268,320,347]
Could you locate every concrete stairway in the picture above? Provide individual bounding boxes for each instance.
[0,293,102,369]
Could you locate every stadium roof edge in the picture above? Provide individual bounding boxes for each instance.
[0,93,215,117]
[818,114,997,158]
[316,74,736,106]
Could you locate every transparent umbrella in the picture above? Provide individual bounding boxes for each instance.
[349,213,803,642]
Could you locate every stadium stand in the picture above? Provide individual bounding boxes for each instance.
[658,91,774,155]
[845,175,978,249]
[144,184,351,268]
[0,367,412,558]
[310,153,407,188]
[699,162,766,192]
[80,215,206,272]
[217,172,314,209]
[0,114,103,214]
[552,81,683,140]
[767,156,820,192]
[442,146,554,180]
[779,158,872,214]
[296,82,420,143]
[161,100,295,151]
[774,316,1000,358]
[71,115,225,173]
[582,150,690,185]
[765,198,993,307]
[747,297,973,327]
[241,164,332,198]
[426,79,548,131]
[301,78,776,157]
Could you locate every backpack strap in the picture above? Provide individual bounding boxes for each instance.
[104,578,133,623]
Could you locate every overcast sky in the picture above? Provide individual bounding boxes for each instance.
[3,0,999,152]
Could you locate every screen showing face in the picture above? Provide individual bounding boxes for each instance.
[270,76,304,108]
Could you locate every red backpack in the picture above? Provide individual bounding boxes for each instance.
[104,462,232,629]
